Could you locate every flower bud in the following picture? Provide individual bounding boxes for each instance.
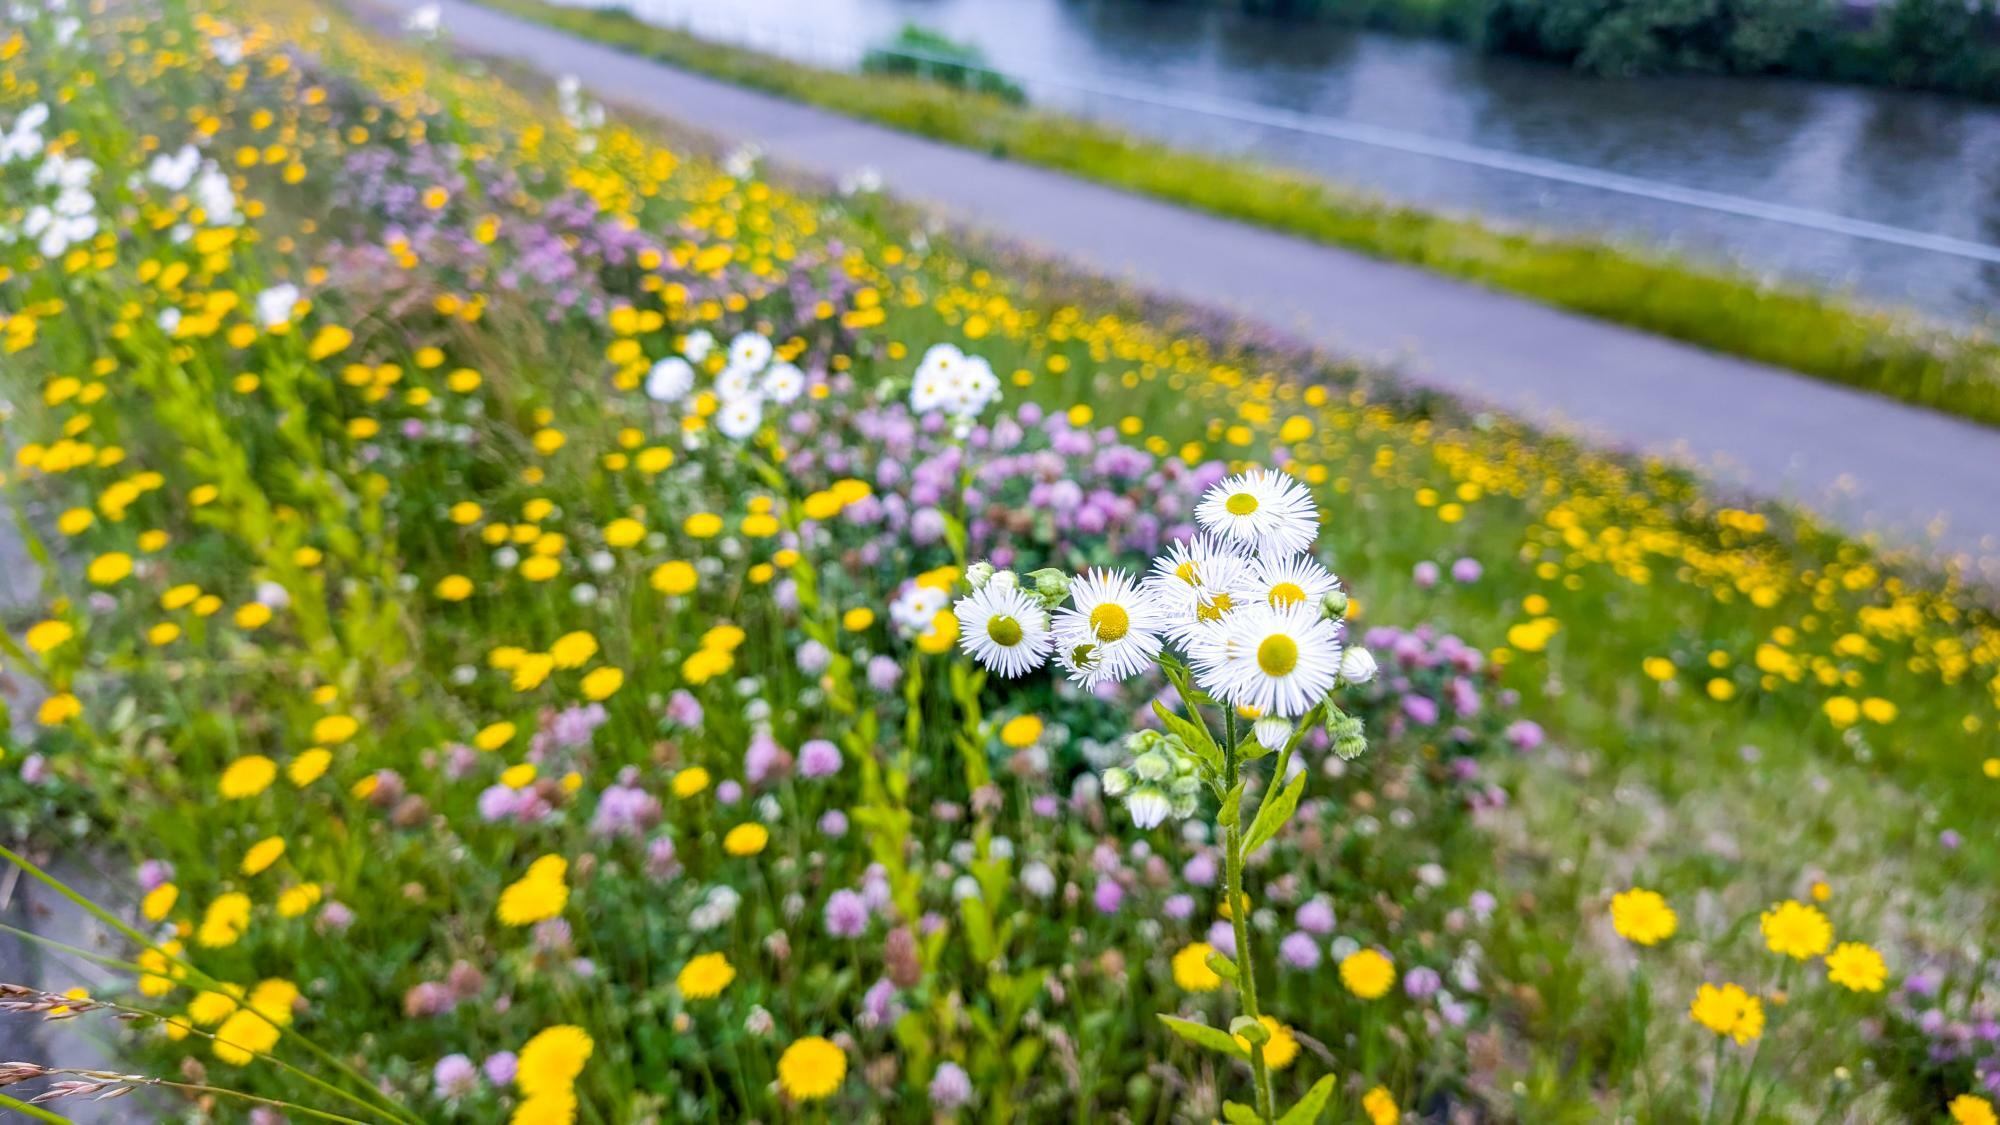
[1100,767,1134,798]
[1253,716,1291,752]
[965,561,995,590]
[1339,646,1377,685]
[1128,787,1172,830]
[1028,567,1072,606]
[987,568,1018,593]
[1321,588,1349,619]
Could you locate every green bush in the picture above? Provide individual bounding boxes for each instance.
[861,24,1027,104]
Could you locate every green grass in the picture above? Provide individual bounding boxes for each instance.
[473,0,2000,429]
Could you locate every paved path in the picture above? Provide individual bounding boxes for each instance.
[388,0,2000,566]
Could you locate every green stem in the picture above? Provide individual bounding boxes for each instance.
[0,1091,71,1123]
[1219,711,1275,1122]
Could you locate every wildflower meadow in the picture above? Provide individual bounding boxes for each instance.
[1,0,1999,1122]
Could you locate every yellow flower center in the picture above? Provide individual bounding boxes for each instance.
[1174,560,1200,586]
[987,615,1023,647]
[1257,634,1299,677]
[1196,592,1234,623]
[1225,492,1259,516]
[1089,603,1131,642]
[1268,582,1306,608]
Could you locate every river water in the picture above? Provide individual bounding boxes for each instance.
[590,0,2000,324]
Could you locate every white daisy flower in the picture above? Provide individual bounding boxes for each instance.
[715,364,759,402]
[681,329,716,363]
[254,283,300,329]
[955,583,1052,678]
[645,357,695,402]
[890,583,950,636]
[715,396,763,441]
[1144,533,1252,643]
[1244,552,1340,612]
[1051,568,1163,685]
[726,331,772,372]
[1196,469,1318,558]
[1189,605,1342,718]
[762,361,805,404]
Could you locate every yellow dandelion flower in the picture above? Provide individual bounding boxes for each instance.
[1690,982,1763,1045]
[288,749,331,787]
[498,856,569,926]
[219,755,278,799]
[239,835,285,876]
[677,952,735,1000]
[581,667,624,701]
[87,551,133,585]
[672,767,710,798]
[1000,715,1044,749]
[1826,942,1888,993]
[1339,949,1395,999]
[1760,900,1833,960]
[1170,942,1222,992]
[723,822,769,857]
[311,714,359,744]
[516,1024,594,1097]
[777,1036,846,1102]
[1610,888,1677,946]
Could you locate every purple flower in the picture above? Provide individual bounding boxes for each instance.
[481,1051,517,1086]
[929,1061,973,1110]
[1413,560,1440,588]
[1404,966,1442,1000]
[1402,695,1439,726]
[824,889,870,938]
[1295,898,1336,934]
[799,739,842,779]
[645,836,680,880]
[1164,893,1195,921]
[861,977,902,1030]
[666,690,704,728]
[591,783,662,838]
[866,655,902,693]
[1182,851,1218,887]
[1092,879,1124,915]
[1505,720,1546,751]
[819,809,849,837]
[1278,931,1321,970]
[744,733,789,785]
[1205,920,1237,958]
[1450,557,1483,583]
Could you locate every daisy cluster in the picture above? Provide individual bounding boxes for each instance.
[645,328,809,441]
[954,468,1377,822]
[906,342,1001,422]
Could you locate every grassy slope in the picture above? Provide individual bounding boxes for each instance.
[474,0,2000,429]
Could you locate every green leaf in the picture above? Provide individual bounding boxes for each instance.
[961,896,996,963]
[1244,769,1307,855]
[1222,1102,1264,1125]
[1276,1075,1337,1125]
[1204,950,1239,980]
[1216,780,1246,827]
[1153,701,1222,774]
[1228,1015,1270,1045]
[1156,1014,1249,1060]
